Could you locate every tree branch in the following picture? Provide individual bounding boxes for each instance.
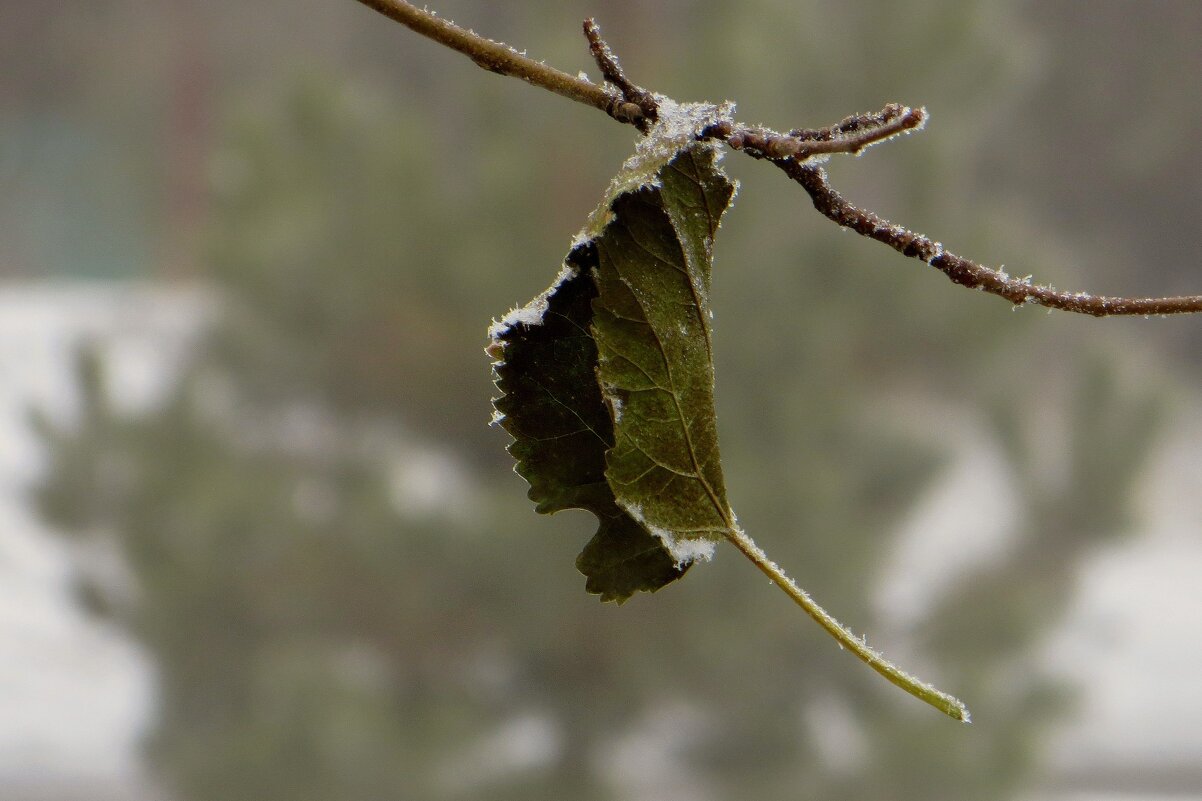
[582,18,659,129]
[352,0,646,126]
[776,161,1202,316]
[352,0,1202,316]
[729,103,928,160]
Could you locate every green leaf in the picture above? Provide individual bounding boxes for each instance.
[490,102,736,601]
[590,143,738,564]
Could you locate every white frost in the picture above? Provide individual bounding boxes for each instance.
[624,502,719,568]
[574,96,736,245]
[662,534,717,566]
[486,264,577,340]
[608,394,623,423]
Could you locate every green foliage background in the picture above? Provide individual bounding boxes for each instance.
[17,1,1202,798]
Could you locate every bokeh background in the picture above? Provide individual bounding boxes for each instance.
[4,1,1202,799]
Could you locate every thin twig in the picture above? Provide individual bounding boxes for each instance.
[582,18,658,129]
[352,0,646,126]
[728,105,927,160]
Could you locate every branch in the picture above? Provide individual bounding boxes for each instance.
[352,0,646,126]
[583,18,659,129]
[354,0,1202,318]
[777,161,1202,316]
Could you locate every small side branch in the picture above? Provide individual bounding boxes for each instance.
[729,104,927,160]
[779,161,1202,317]
[583,18,658,130]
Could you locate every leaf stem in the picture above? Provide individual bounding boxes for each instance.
[724,526,971,722]
[582,18,659,129]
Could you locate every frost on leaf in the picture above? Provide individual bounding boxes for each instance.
[576,97,735,244]
[490,130,737,602]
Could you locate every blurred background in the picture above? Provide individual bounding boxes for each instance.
[3,1,1202,799]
